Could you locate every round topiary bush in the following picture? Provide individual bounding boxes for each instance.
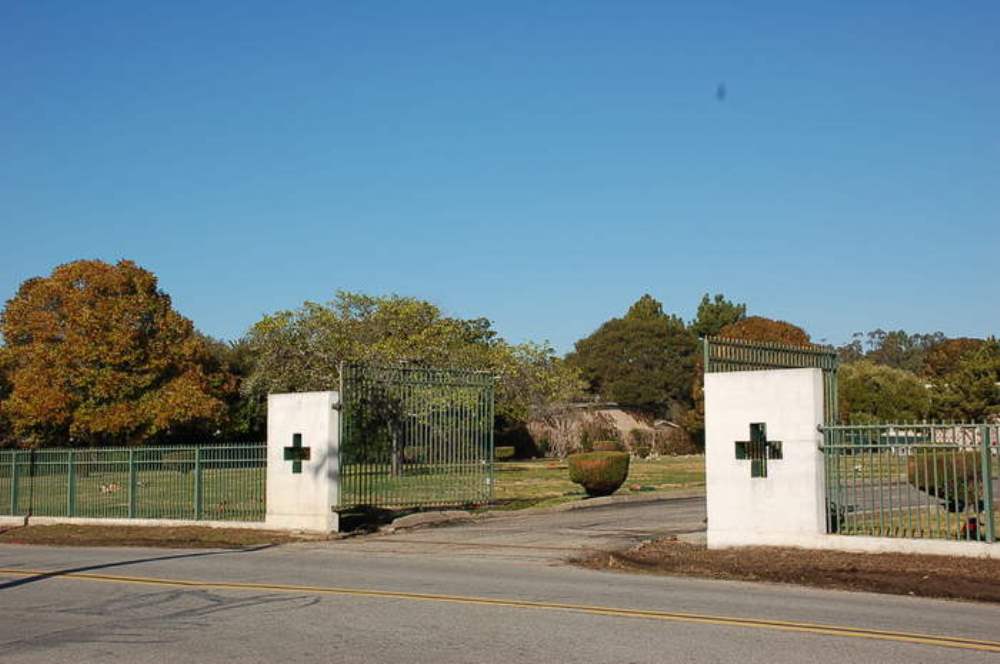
[592,440,623,452]
[567,451,630,497]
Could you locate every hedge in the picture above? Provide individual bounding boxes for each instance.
[567,451,630,497]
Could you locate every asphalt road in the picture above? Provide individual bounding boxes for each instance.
[2,497,999,663]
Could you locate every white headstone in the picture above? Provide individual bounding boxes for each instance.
[266,391,341,532]
[704,368,825,548]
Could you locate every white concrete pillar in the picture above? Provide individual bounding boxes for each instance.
[704,368,825,549]
[265,391,340,533]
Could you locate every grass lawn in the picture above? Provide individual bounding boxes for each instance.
[490,455,705,511]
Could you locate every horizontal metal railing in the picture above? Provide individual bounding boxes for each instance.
[821,423,997,543]
[0,444,266,522]
[703,336,839,424]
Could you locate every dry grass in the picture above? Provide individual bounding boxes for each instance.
[0,524,322,548]
[579,539,1000,604]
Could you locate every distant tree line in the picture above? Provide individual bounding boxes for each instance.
[1,259,996,451]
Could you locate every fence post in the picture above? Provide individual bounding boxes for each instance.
[982,426,995,543]
[194,447,203,520]
[9,452,17,515]
[128,449,137,518]
[67,450,76,517]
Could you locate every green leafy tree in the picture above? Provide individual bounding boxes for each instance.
[929,338,1000,421]
[242,291,580,425]
[567,295,697,415]
[689,293,746,339]
[838,360,932,422]
[0,260,233,447]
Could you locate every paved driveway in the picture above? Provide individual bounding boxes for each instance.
[334,494,707,563]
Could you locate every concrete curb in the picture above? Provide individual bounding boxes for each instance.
[476,488,706,519]
[385,510,474,532]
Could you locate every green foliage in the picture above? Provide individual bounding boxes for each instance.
[567,295,697,414]
[494,445,516,461]
[929,338,1000,421]
[592,440,623,452]
[689,293,746,339]
[567,451,630,496]
[243,291,582,426]
[838,361,932,422]
[907,449,983,513]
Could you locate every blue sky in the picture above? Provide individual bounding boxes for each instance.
[2,2,997,352]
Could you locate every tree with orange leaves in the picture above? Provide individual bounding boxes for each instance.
[0,260,233,447]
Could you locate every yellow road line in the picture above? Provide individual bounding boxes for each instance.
[2,568,998,654]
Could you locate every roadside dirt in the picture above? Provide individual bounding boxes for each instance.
[578,539,1000,604]
[0,524,325,548]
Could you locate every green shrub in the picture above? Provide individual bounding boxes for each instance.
[567,451,630,497]
[592,440,623,452]
[906,449,984,513]
[494,446,516,461]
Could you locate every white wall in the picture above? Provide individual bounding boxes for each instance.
[265,391,340,533]
[705,368,825,549]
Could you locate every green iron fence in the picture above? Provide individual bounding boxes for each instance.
[338,363,495,510]
[703,336,839,424]
[821,423,997,543]
[0,444,266,522]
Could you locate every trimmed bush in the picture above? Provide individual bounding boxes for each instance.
[494,446,516,461]
[906,449,983,513]
[592,440,623,452]
[567,451,630,497]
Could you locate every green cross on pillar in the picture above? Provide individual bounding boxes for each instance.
[734,423,782,478]
[283,433,311,474]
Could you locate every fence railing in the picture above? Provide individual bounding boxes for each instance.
[0,444,267,522]
[703,336,839,424]
[821,423,997,543]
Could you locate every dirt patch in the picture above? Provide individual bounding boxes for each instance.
[0,524,324,548]
[578,539,1000,604]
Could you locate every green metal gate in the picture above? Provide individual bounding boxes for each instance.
[337,363,495,510]
[703,336,839,424]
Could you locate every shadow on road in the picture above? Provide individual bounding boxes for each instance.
[0,544,277,591]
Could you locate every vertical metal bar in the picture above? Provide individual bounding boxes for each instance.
[982,425,995,543]
[10,452,17,516]
[127,449,136,518]
[67,450,76,517]
[195,446,203,520]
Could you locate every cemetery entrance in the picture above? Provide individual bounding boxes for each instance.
[337,363,495,510]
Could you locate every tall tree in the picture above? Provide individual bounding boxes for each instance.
[567,295,697,415]
[688,293,746,338]
[929,338,1000,421]
[838,361,932,422]
[0,260,233,447]
[242,291,580,424]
